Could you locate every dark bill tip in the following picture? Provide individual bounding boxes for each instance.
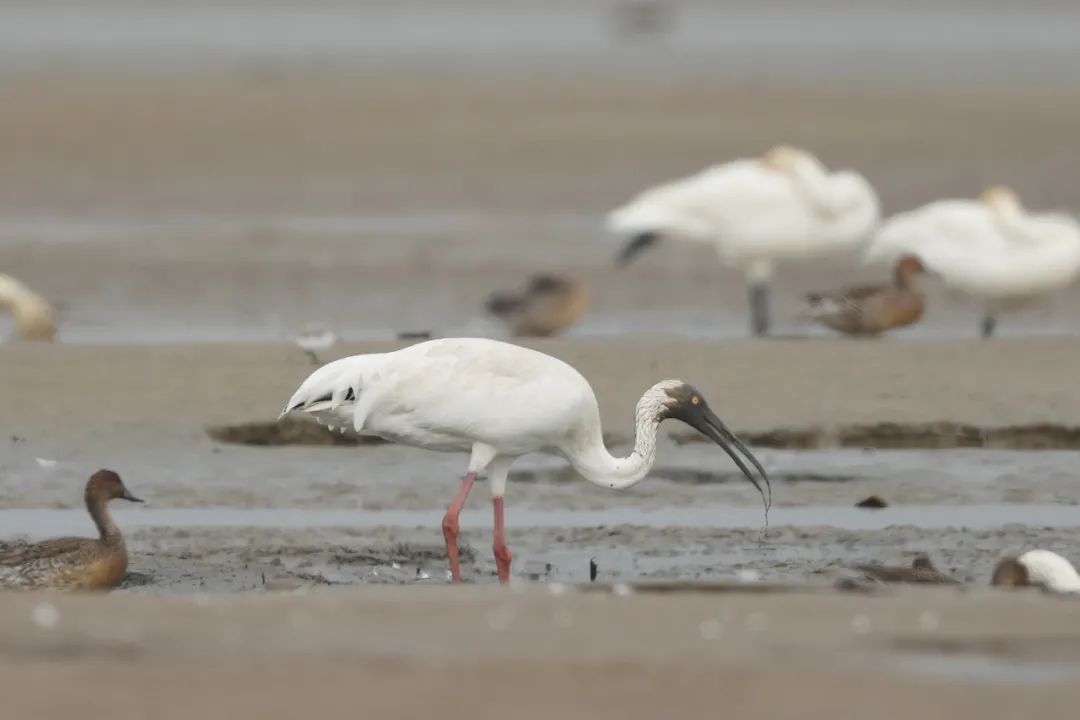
[123,491,144,503]
[699,409,772,513]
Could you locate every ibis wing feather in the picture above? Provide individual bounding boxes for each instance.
[283,339,599,452]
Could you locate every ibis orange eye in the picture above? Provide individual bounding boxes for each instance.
[691,396,700,405]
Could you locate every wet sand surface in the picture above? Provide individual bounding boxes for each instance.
[2,341,1079,594]
[4,587,1080,719]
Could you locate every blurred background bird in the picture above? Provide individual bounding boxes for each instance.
[803,255,926,337]
[865,186,1080,338]
[484,274,588,337]
[608,146,880,337]
[0,273,55,342]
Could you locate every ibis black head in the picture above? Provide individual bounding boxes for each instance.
[656,382,771,511]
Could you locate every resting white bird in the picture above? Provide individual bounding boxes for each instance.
[865,186,1080,338]
[0,273,55,342]
[992,549,1080,594]
[281,338,771,584]
[608,146,880,336]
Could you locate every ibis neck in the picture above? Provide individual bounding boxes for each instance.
[569,410,660,491]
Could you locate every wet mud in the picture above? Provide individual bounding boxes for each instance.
[674,422,1080,450]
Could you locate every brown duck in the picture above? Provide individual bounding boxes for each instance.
[855,555,959,585]
[485,274,588,337]
[0,470,142,590]
[804,255,925,336]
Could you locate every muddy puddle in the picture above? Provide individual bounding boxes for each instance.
[673,422,1080,450]
[4,437,1079,593]
[885,635,1080,686]
[891,653,1080,686]
[215,417,1080,451]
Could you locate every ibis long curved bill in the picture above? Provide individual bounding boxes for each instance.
[692,407,772,512]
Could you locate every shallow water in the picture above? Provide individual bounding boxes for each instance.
[5,1,1080,88]
[891,652,1080,686]
[5,504,1078,541]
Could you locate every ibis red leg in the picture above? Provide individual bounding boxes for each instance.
[493,497,512,584]
[442,472,476,583]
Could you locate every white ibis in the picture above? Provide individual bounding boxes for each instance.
[0,273,55,342]
[609,146,880,337]
[992,550,1080,594]
[281,337,771,584]
[865,186,1080,338]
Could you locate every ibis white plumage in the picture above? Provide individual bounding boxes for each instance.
[865,186,1080,338]
[609,146,880,336]
[281,337,771,584]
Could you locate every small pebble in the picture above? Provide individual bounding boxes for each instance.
[850,614,872,634]
[699,618,723,640]
[31,601,59,629]
[736,569,761,584]
[547,582,568,596]
[485,604,516,632]
[744,612,768,632]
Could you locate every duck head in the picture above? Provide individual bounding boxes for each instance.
[86,470,143,505]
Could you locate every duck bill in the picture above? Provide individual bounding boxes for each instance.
[694,408,772,511]
[615,232,659,266]
[122,490,144,503]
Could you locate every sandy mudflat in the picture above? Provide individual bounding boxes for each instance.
[1,339,1078,595]
[3,586,1080,719]
[3,339,1080,442]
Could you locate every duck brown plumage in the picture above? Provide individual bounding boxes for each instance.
[485,274,588,337]
[855,554,959,585]
[0,470,142,590]
[804,255,925,336]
